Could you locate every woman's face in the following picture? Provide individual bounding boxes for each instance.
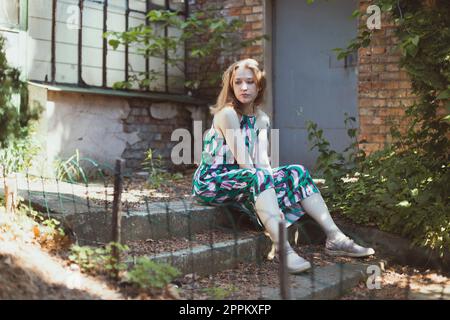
[232,66,258,106]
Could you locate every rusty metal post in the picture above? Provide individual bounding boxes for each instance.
[279,220,291,300]
[111,159,124,280]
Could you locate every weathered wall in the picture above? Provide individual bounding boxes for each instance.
[29,85,200,176]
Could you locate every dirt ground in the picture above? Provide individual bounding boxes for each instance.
[0,171,449,300]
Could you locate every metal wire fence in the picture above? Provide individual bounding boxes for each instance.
[0,159,448,300]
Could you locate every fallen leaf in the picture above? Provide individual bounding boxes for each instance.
[33,225,40,238]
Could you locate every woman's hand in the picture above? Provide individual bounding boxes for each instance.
[254,112,273,174]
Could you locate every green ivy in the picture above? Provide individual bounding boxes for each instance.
[305,0,450,259]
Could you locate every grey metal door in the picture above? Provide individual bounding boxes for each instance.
[273,0,358,172]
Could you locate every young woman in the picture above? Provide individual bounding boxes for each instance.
[192,58,374,274]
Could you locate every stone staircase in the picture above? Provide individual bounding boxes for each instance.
[9,180,377,300]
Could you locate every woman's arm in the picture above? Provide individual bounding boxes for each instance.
[214,107,254,169]
[254,112,273,174]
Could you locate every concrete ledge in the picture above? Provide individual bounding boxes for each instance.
[335,217,450,274]
[260,263,375,300]
[60,204,227,244]
[15,188,238,244]
[127,235,272,276]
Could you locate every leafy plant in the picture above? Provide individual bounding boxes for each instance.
[0,201,69,251]
[142,148,183,188]
[306,117,449,258]
[54,149,113,183]
[126,257,181,292]
[306,113,365,192]
[105,7,267,94]
[202,285,237,300]
[0,34,42,175]
[0,129,41,176]
[68,242,129,277]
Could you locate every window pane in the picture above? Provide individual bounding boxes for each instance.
[0,0,19,27]
[150,0,165,7]
[169,0,185,12]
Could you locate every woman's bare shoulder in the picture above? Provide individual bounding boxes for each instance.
[213,106,240,131]
[214,106,240,123]
[256,109,271,129]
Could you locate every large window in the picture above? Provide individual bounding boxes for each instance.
[27,0,187,94]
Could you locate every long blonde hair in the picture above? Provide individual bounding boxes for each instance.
[210,58,266,115]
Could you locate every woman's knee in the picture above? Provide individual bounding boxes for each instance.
[289,164,310,175]
[253,167,275,189]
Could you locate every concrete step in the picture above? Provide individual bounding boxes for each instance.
[12,179,327,247]
[260,262,378,300]
[21,186,325,246]
[126,233,273,276]
[14,184,234,244]
[125,230,379,300]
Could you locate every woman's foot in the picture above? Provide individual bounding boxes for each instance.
[325,234,375,258]
[285,247,311,274]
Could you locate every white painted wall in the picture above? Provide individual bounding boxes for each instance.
[28,83,141,176]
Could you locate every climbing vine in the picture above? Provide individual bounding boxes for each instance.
[308,0,449,258]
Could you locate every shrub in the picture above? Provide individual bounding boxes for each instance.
[126,257,181,292]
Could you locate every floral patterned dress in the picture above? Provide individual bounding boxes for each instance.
[192,113,320,227]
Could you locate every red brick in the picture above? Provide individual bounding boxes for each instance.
[359,64,371,73]
[358,81,371,91]
[377,90,394,99]
[386,64,400,72]
[399,71,410,80]
[398,81,412,89]
[387,55,401,63]
[359,107,377,116]
[228,7,241,15]
[360,91,378,98]
[371,134,387,143]
[380,72,400,80]
[359,99,373,107]
[252,21,263,30]
[372,64,385,72]
[224,0,246,9]
[372,47,386,55]
[386,100,402,107]
[241,6,252,15]
[252,6,263,13]
[359,48,371,56]
[245,13,263,22]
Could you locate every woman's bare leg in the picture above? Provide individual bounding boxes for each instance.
[300,193,375,257]
[255,188,311,273]
[300,193,344,240]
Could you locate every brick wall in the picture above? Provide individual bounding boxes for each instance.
[357,0,417,154]
[122,99,193,171]
[186,0,264,101]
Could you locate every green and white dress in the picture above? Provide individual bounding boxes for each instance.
[192,113,320,227]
